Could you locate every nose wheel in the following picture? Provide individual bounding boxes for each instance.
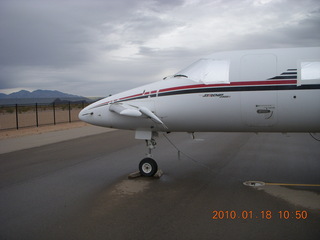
[139,139,158,177]
[139,158,158,177]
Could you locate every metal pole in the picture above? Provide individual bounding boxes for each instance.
[53,102,56,125]
[68,101,71,123]
[15,104,19,129]
[35,103,39,127]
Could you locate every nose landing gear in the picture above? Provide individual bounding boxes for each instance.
[139,139,158,177]
[139,157,158,177]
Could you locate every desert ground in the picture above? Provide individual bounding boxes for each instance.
[0,103,83,129]
[0,121,88,140]
[0,105,84,139]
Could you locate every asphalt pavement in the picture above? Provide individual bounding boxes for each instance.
[0,129,319,240]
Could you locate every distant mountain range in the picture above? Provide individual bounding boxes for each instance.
[0,90,90,105]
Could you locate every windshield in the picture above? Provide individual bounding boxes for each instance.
[174,58,230,84]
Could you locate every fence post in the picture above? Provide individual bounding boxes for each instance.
[35,103,39,127]
[68,101,71,123]
[15,104,19,129]
[53,102,56,125]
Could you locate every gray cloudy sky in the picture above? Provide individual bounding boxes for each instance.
[0,0,319,96]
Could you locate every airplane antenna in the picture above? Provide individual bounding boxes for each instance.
[162,133,181,159]
[162,133,216,172]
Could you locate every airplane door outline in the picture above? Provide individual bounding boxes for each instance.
[240,53,278,127]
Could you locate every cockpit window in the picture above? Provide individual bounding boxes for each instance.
[174,58,230,84]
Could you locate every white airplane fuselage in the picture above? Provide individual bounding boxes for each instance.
[79,47,320,134]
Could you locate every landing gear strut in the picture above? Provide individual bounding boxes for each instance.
[139,139,158,177]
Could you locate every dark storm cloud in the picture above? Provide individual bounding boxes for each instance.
[0,0,150,67]
[230,6,320,50]
[280,9,320,46]
[0,0,319,96]
[0,1,87,67]
[0,67,15,89]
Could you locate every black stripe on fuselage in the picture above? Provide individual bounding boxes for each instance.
[268,76,297,80]
[157,84,320,97]
[116,84,320,103]
[89,83,320,110]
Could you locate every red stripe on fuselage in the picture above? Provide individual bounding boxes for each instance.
[158,80,297,93]
[93,80,297,108]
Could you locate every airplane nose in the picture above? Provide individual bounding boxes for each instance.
[78,108,93,123]
[78,98,114,128]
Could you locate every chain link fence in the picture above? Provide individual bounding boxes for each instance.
[0,101,89,130]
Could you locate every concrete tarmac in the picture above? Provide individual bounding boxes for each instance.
[0,129,319,240]
[0,125,114,154]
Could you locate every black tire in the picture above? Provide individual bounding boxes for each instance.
[139,158,158,177]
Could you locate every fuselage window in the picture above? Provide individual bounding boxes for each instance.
[298,61,320,85]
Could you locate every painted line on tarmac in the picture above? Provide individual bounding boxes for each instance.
[265,183,320,187]
[244,181,320,187]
